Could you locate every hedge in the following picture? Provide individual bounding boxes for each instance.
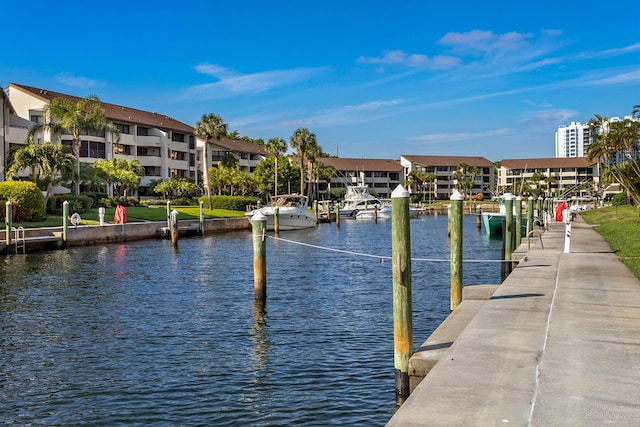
[0,181,46,222]
[198,195,262,211]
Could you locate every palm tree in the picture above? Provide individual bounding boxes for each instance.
[6,142,75,205]
[305,141,322,201]
[289,128,316,196]
[265,137,287,196]
[44,96,117,195]
[194,113,228,209]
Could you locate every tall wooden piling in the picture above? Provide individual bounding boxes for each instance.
[166,201,171,229]
[252,211,267,301]
[449,191,464,311]
[476,206,482,230]
[504,194,513,274]
[274,207,280,236]
[199,201,205,235]
[62,200,69,248]
[515,196,522,248]
[5,201,12,249]
[391,185,412,405]
[527,197,534,235]
[335,203,340,228]
[170,209,179,248]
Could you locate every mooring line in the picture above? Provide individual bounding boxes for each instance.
[267,235,514,264]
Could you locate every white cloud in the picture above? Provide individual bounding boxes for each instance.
[281,99,402,128]
[438,30,533,55]
[410,128,511,144]
[55,73,99,89]
[357,49,461,70]
[183,64,329,100]
[519,109,578,124]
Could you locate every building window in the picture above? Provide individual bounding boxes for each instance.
[189,135,195,149]
[137,127,149,136]
[116,123,130,134]
[114,144,132,155]
[172,132,185,142]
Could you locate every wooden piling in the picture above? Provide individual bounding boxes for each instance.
[199,201,205,235]
[504,194,513,274]
[5,201,12,249]
[170,209,179,248]
[449,191,464,311]
[527,197,534,235]
[252,211,267,301]
[166,200,171,229]
[515,196,522,248]
[391,185,412,405]
[374,207,378,223]
[476,206,482,230]
[274,207,280,236]
[335,203,340,228]
[62,200,69,249]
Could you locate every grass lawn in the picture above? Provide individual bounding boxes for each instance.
[580,205,640,279]
[3,205,246,228]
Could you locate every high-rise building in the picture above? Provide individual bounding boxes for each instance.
[555,121,591,158]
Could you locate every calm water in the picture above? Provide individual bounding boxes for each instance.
[0,215,502,426]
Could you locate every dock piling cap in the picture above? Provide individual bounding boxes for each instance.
[391,184,409,198]
[252,211,267,221]
[450,190,464,201]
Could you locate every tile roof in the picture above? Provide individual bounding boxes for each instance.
[500,157,597,169]
[290,157,404,172]
[210,137,268,155]
[401,155,494,167]
[10,83,194,133]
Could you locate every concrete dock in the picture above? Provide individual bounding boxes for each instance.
[387,217,640,426]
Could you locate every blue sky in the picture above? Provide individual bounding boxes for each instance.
[3,1,640,161]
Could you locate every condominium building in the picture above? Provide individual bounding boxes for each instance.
[400,155,495,199]
[555,121,592,158]
[498,157,600,198]
[6,83,197,192]
[311,157,404,199]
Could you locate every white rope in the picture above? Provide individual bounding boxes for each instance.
[267,235,515,264]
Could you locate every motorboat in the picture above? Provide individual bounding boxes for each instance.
[339,185,387,218]
[355,204,392,220]
[341,184,421,219]
[480,193,527,236]
[245,194,317,230]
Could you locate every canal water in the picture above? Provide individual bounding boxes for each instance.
[0,215,502,426]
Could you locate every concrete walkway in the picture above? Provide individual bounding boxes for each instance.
[387,217,640,426]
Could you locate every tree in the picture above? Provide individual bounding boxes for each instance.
[588,114,640,205]
[93,158,144,197]
[44,96,117,195]
[194,113,228,209]
[6,142,75,205]
[253,156,301,199]
[289,128,316,196]
[453,163,478,197]
[265,137,288,196]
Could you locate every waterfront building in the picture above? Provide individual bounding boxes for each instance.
[292,157,404,199]
[498,157,600,198]
[6,83,197,194]
[555,121,592,158]
[400,155,495,200]
[3,83,269,196]
[201,137,267,175]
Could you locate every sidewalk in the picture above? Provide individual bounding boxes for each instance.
[387,217,640,426]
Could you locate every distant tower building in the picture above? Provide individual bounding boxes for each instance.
[555,121,592,158]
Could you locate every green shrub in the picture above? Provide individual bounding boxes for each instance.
[198,195,261,211]
[0,181,46,222]
[47,194,94,214]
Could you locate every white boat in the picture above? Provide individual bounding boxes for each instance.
[245,194,317,230]
[355,204,392,220]
[339,185,390,218]
[341,184,421,219]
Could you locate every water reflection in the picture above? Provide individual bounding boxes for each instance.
[0,217,502,426]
